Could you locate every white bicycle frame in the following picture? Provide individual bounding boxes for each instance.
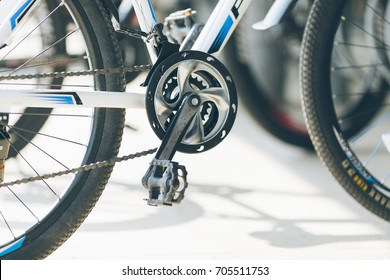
[0,0,295,109]
[131,0,252,61]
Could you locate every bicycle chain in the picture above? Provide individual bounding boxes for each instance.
[0,64,152,81]
[0,64,157,188]
[0,148,157,188]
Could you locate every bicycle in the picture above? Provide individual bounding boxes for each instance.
[0,0,300,259]
[300,0,390,222]
[116,0,324,150]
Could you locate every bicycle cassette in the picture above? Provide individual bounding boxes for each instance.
[146,51,238,153]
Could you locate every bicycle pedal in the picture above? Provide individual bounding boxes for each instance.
[142,159,188,206]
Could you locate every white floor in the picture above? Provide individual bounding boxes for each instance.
[48,102,390,260]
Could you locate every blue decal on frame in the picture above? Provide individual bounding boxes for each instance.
[208,15,234,54]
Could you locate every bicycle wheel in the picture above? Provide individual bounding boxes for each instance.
[0,0,126,259]
[301,0,390,221]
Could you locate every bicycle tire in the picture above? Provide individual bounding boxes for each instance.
[227,0,314,149]
[224,35,313,149]
[300,0,390,221]
[0,0,126,259]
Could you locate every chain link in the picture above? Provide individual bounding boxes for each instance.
[0,64,157,188]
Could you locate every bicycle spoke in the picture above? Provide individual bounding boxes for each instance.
[6,186,40,222]
[364,0,390,26]
[340,15,388,47]
[3,125,72,171]
[0,55,83,75]
[9,29,80,77]
[335,42,390,50]
[0,211,16,240]
[331,62,390,71]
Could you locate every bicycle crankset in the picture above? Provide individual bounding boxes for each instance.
[146,50,238,153]
[142,50,238,206]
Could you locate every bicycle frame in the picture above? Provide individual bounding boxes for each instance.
[0,0,296,109]
[0,0,37,48]
[131,0,252,61]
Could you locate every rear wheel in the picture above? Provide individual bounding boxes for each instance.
[0,0,126,259]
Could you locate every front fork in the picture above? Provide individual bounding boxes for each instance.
[0,113,11,182]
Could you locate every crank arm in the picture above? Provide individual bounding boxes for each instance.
[142,92,201,206]
[155,92,201,161]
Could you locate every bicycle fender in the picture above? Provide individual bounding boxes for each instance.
[252,0,297,30]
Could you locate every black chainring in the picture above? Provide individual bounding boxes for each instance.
[146,51,238,153]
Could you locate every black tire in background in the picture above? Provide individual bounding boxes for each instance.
[226,0,314,149]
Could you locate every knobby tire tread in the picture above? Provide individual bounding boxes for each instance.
[300,0,390,221]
